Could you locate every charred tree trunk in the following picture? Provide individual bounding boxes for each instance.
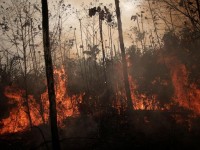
[115,0,133,111]
[41,0,60,150]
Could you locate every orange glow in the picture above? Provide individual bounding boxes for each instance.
[165,56,200,115]
[1,56,200,135]
[0,66,82,134]
[0,86,42,134]
[128,75,165,110]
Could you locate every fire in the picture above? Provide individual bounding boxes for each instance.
[127,54,200,115]
[114,59,169,111]
[114,75,166,111]
[0,66,82,134]
[128,75,165,110]
[165,56,200,115]
[0,86,42,134]
[1,55,200,135]
[41,66,82,126]
[127,54,200,114]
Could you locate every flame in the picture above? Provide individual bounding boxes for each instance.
[114,75,166,111]
[165,56,200,115]
[128,75,166,110]
[126,55,200,114]
[41,66,82,126]
[1,55,200,135]
[0,86,42,134]
[0,66,82,134]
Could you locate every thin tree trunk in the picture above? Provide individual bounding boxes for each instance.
[147,0,161,49]
[19,10,33,128]
[99,15,107,85]
[41,0,60,150]
[74,28,84,82]
[30,18,38,73]
[109,26,113,60]
[79,19,89,91]
[169,8,175,32]
[115,0,133,111]
[136,16,144,50]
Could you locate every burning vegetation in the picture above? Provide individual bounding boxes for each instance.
[0,0,200,150]
[1,67,82,135]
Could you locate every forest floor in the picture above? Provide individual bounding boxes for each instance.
[1,110,200,150]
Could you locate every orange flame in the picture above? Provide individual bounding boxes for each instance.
[0,86,42,134]
[128,75,166,110]
[165,56,200,115]
[0,66,82,134]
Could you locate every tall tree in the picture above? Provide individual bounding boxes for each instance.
[162,0,200,31]
[99,10,107,85]
[41,0,61,150]
[115,0,133,111]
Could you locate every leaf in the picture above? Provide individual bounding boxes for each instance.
[22,20,30,28]
[34,4,41,12]
[38,25,42,30]
[99,10,105,20]
[136,13,140,17]
[97,6,101,12]
[107,14,112,22]
[104,6,109,14]
[67,4,71,8]
[89,7,96,17]
[131,15,137,21]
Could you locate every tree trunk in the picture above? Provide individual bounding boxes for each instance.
[147,0,161,49]
[99,14,107,85]
[79,19,89,91]
[20,14,33,128]
[115,0,133,111]
[41,0,61,150]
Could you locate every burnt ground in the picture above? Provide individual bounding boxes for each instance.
[1,110,200,150]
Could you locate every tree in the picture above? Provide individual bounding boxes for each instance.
[162,0,200,32]
[115,0,133,111]
[0,0,43,128]
[41,0,61,150]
